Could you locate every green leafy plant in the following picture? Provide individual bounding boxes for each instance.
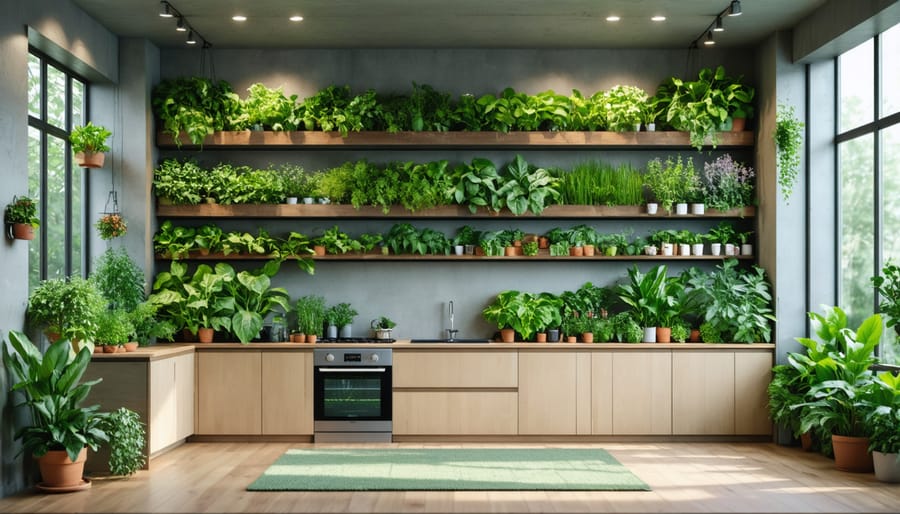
[95,213,127,240]
[330,302,358,328]
[220,261,291,343]
[27,277,107,344]
[482,290,541,341]
[95,309,135,346]
[611,312,643,343]
[5,195,40,227]
[601,85,649,131]
[153,159,203,205]
[128,301,176,345]
[450,158,503,214]
[866,371,900,454]
[522,240,539,256]
[662,66,735,150]
[295,295,326,336]
[774,103,804,202]
[702,154,755,211]
[872,261,900,334]
[2,332,108,462]
[558,162,644,206]
[496,155,560,215]
[644,155,696,213]
[99,407,146,477]
[699,321,722,343]
[243,83,301,131]
[152,77,243,145]
[617,265,675,328]
[69,121,111,154]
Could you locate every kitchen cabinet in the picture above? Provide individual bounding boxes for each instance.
[517,351,591,435]
[196,351,262,435]
[149,352,195,451]
[261,352,314,435]
[672,352,735,435]
[734,350,774,435]
[610,351,672,435]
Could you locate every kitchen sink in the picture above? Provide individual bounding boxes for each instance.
[410,338,492,343]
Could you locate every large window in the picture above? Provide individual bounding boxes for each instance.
[837,23,900,364]
[26,49,88,289]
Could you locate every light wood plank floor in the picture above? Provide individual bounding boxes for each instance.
[0,442,897,513]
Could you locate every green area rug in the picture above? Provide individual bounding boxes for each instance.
[247,448,650,491]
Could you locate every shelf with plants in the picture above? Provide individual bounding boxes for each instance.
[156,129,755,150]
[154,252,755,263]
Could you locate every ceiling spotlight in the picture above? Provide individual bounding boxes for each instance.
[713,16,724,32]
[728,0,742,16]
[175,17,187,32]
[651,16,666,22]
[289,15,304,22]
[606,15,620,22]
[159,1,173,17]
[232,15,247,22]
[704,31,716,46]
[186,30,197,45]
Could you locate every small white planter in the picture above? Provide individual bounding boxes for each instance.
[873,451,900,483]
[691,203,705,215]
[711,243,722,256]
[692,243,705,256]
[642,327,657,343]
[675,203,688,215]
[633,123,641,132]
[661,243,674,256]
[326,325,338,339]
[454,245,464,255]
[302,197,314,204]
[318,197,331,205]
[647,203,659,215]
[678,243,691,256]
[725,243,736,256]
[646,123,656,132]
[741,244,753,256]
[285,197,298,205]
[644,245,658,256]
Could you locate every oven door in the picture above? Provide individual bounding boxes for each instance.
[314,366,392,422]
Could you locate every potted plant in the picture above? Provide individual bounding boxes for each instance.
[371,316,396,339]
[2,331,108,490]
[611,312,643,343]
[702,154,756,213]
[70,122,111,168]
[533,293,563,342]
[128,301,176,346]
[295,295,326,343]
[662,66,733,150]
[866,371,900,482]
[453,225,478,255]
[95,309,135,353]
[4,195,40,240]
[601,85,649,132]
[774,103,804,202]
[331,302,358,338]
[90,248,146,312]
[707,222,737,256]
[871,262,900,335]
[183,264,234,343]
[219,261,290,343]
[279,164,306,204]
[644,155,695,214]
[95,213,127,240]
[617,265,672,343]
[27,277,107,350]
[483,290,540,342]
[98,407,146,477]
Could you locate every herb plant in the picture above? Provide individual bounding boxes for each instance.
[90,248,146,311]
[702,154,755,211]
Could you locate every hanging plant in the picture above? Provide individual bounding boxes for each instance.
[96,213,127,240]
[774,104,804,202]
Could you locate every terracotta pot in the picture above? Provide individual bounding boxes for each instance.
[873,451,900,483]
[832,434,873,472]
[198,327,214,344]
[570,246,584,257]
[306,334,317,344]
[75,151,105,168]
[731,117,747,132]
[504,246,517,257]
[566,335,577,343]
[538,237,549,249]
[123,342,139,352]
[291,333,307,343]
[93,345,102,354]
[583,245,595,257]
[582,332,594,343]
[11,223,35,240]
[37,448,87,488]
[313,245,326,256]
[689,329,701,342]
[535,333,547,343]
[801,431,814,451]
[475,246,485,256]
[102,345,118,353]
[656,327,672,343]
[500,328,515,343]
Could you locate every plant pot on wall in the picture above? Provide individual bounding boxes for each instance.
[832,435,873,473]
[10,223,35,240]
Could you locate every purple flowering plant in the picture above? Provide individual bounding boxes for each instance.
[702,154,755,211]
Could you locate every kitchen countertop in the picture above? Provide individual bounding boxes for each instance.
[90,343,195,361]
[158,341,775,350]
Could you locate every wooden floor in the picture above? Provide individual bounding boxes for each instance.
[0,442,897,513]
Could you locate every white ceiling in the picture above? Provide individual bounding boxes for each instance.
[71,0,827,49]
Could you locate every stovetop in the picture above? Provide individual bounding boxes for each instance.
[316,337,396,344]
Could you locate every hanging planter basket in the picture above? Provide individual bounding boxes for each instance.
[75,151,105,169]
[95,191,126,240]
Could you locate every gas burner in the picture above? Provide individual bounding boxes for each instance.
[317,337,396,344]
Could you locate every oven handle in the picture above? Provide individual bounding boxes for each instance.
[317,367,387,373]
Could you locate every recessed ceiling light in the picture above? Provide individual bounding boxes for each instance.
[651,16,666,22]
[289,15,304,22]
[232,15,247,22]
[606,16,620,22]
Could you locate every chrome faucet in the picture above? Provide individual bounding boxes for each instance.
[447,300,459,341]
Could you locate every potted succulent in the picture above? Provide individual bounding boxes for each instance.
[371,316,396,339]
[4,195,40,240]
[27,277,107,351]
[69,122,111,168]
[2,331,108,491]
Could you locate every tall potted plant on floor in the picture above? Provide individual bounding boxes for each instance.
[2,331,108,491]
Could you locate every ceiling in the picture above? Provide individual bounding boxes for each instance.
[71,0,828,49]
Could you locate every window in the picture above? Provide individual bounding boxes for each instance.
[837,24,900,364]
[26,49,88,290]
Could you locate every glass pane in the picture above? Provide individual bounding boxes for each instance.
[71,79,85,130]
[27,54,41,119]
[28,127,42,290]
[840,134,875,329]
[46,64,67,129]
[883,23,900,118]
[839,39,874,133]
[46,135,67,279]
[322,377,383,418]
[70,157,83,277]
[881,124,900,364]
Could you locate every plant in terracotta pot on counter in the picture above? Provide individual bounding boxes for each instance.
[4,195,40,240]
[70,122,111,168]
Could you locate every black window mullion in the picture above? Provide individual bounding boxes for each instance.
[64,74,72,278]
[874,34,884,329]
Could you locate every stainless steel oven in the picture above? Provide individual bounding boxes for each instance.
[313,348,392,443]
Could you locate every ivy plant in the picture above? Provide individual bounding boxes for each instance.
[774,103,804,202]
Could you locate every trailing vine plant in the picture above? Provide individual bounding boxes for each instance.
[773,104,804,202]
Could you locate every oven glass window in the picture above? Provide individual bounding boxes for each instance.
[322,377,384,418]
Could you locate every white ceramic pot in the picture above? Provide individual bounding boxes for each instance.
[647,203,659,215]
[646,123,656,132]
[454,245,464,255]
[644,245,658,256]
[711,243,722,256]
[741,244,753,256]
[326,325,338,339]
[318,197,331,205]
[679,243,691,256]
[661,243,674,256]
[725,243,736,256]
[675,203,688,215]
[873,451,900,483]
[633,123,641,132]
[285,197,298,205]
[339,325,352,338]
[692,243,704,256]
[302,197,314,204]
[642,327,657,343]
[691,203,705,215]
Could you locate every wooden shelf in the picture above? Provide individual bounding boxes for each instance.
[156,203,756,219]
[155,252,754,262]
[156,130,755,150]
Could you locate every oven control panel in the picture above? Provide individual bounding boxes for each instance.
[314,348,392,366]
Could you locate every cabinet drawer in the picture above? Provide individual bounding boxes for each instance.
[393,391,517,435]
[393,351,517,388]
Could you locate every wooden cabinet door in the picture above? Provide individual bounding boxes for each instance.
[518,351,591,435]
[672,352,735,435]
[612,352,672,435]
[149,358,176,453]
[197,351,261,434]
[591,353,614,435]
[735,351,773,435]
[175,352,195,441]
[262,352,313,435]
